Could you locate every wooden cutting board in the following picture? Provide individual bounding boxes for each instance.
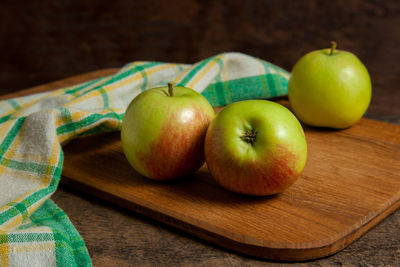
[2,70,400,261]
[61,118,400,261]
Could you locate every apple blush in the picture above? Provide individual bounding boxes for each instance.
[121,83,215,180]
[204,100,307,196]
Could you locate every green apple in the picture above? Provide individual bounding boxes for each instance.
[288,42,372,129]
[121,83,215,180]
[204,100,307,196]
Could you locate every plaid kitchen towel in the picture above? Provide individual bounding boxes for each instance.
[0,52,289,266]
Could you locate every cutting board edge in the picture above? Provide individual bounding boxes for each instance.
[59,174,400,261]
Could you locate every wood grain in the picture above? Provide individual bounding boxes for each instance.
[60,105,400,261]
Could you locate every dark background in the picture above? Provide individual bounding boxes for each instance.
[1,0,399,116]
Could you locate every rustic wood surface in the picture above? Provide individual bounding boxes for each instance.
[1,0,400,265]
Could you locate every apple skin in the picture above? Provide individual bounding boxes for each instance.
[204,100,307,196]
[288,44,372,129]
[121,84,215,180]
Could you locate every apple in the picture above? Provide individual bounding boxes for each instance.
[288,41,372,129]
[204,100,307,196]
[121,83,215,180]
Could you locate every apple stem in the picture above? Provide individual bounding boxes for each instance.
[329,41,337,56]
[167,83,174,97]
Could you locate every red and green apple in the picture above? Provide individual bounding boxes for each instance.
[121,83,215,180]
[204,100,307,196]
[288,42,372,129]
